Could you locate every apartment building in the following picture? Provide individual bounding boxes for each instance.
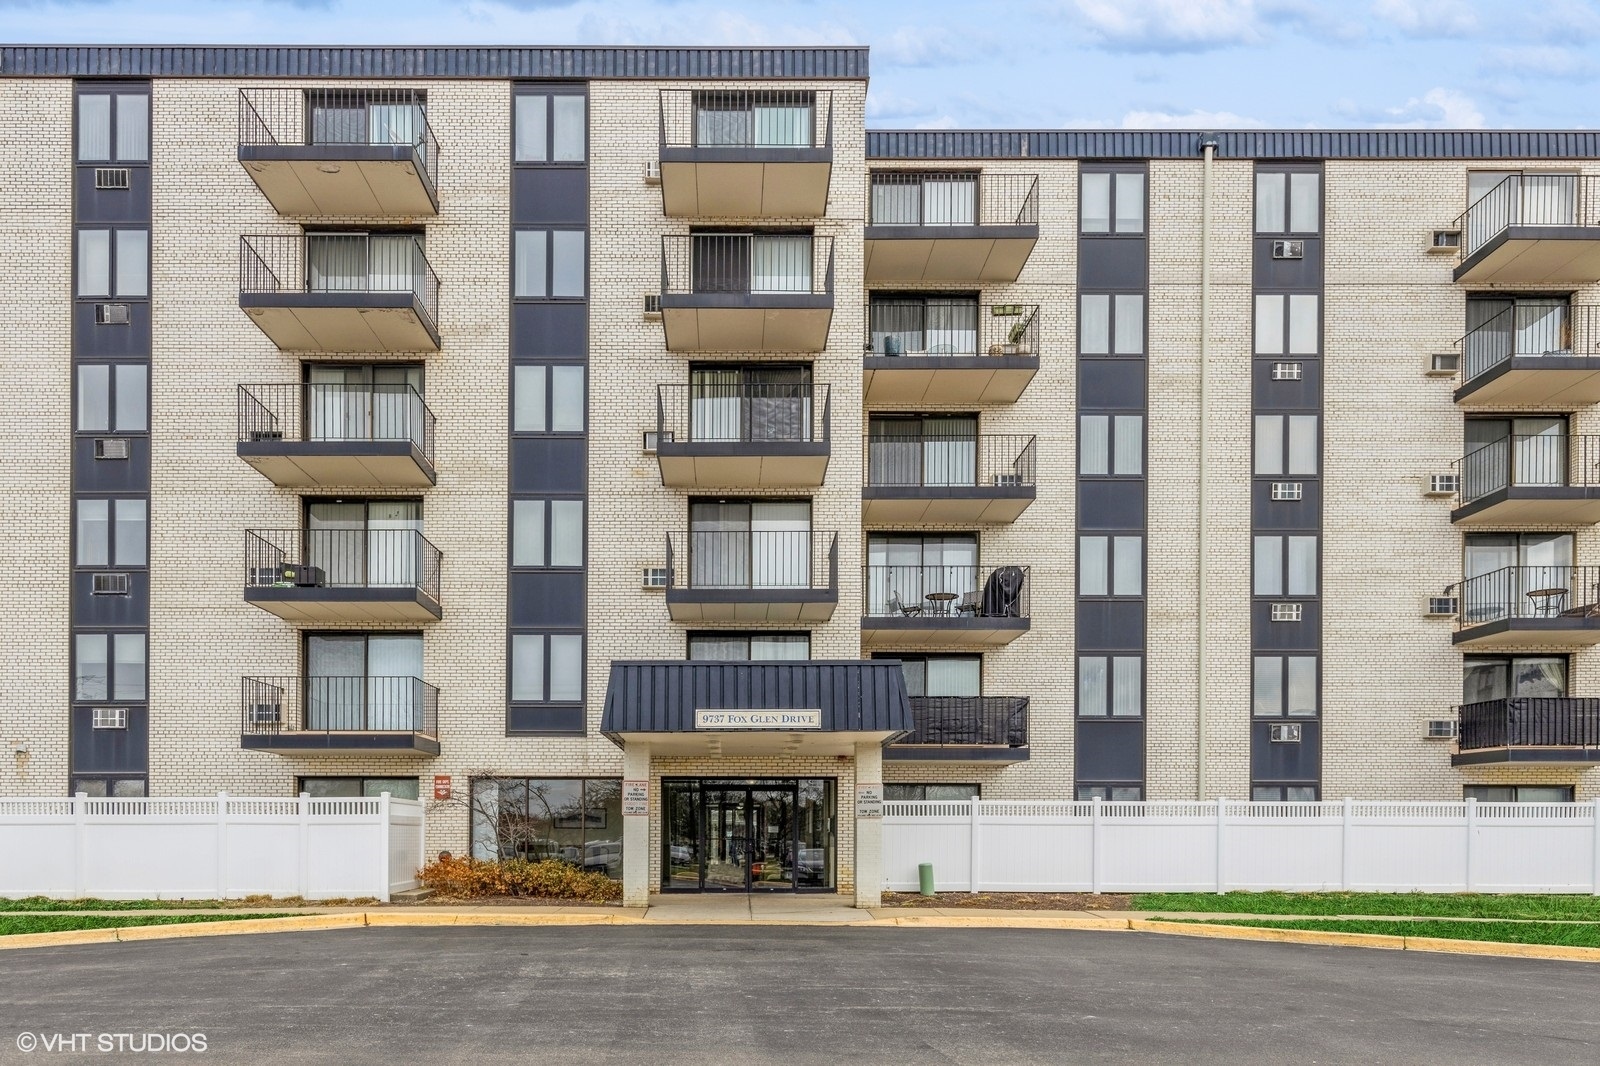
[1,45,1598,906]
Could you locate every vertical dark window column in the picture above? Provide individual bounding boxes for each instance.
[70,80,152,797]
[1075,164,1148,800]
[509,84,589,736]
[1249,164,1324,802]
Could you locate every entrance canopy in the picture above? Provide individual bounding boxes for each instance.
[601,659,912,755]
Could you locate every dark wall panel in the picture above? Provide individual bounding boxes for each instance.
[1078,481,1145,530]
[1075,719,1146,782]
[70,707,149,773]
[1250,719,1321,782]
[1079,360,1145,409]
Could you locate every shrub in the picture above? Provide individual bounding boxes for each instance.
[418,857,620,902]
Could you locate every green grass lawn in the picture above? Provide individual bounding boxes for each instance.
[0,913,293,936]
[1132,891,1600,921]
[1158,916,1600,948]
[0,896,371,912]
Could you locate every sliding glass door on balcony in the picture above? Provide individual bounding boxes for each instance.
[1463,532,1574,622]
[1463,656,1567,703]
[868,416,977,486]
[307,91,426,151]
[305,633,423,731]
[306,233,424,293]
[694,92,813,147]
[870,173,977,226]
[1462,418,1566,500]
[1465,171,1579,256]
[306,364,425,445]
[689,501,811,589]
[690,234,812,294]
[867,535,978,615]
[689,366,813,443]
[1463,298,1570,379]
[307,500,422,587]
[869,296,978,356]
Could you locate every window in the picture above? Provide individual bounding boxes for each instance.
[688,633,810,660]
[693,90,815,147]
[695,365,816,444]
[1255,170,1320,234]
[1079,294,1144,355]
[1252,785,1319,802]
[469,778,622,876]
[1077,785,1143,801]
[513,364,585,433]
[1077,656,1143,717]
[1079,414,1144,476]
[77,228,148,298]
[510,633,584,703]
[1254,294,1319,356]
[1464,785,1574,803]
[1253,655,1317,716]
[76,498,146,568]
[300,777,420,800]
[1080,170,1146,234]
[885,784,979,801]
[1254,535,1317,596]
[511,499,584,568]
[868,414,977,486]
[1462,656,1567,703]
[77,364,148,433]
[870,171,977,226]
[1079,535,1142,597]
[867,533,977,614]
[888,655,981,698]
[1254,415,1319,477]
[513,229,585,299]
[867,294,979,355]
[74,632,145,702]
[78,91,148,163]
[305,633,425,731]
[1462,532,1573,622]
[514,93,586,163]
[71,776,147,798]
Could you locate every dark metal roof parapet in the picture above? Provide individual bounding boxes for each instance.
[866,129,1600,161]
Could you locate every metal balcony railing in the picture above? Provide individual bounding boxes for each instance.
[1455,434,1600,505]
[657,383,829,446]
[1456,303,1600,383]
[898,695,1029,747]
[1453,173,1600,260]
[240,233,441,329]
[237,383,436,461]
[863,564,1029,619]
[1456,564,1600,627]
[865,433,1036,489]
[666,530,838,592]
[868,171,1040,227]
[237,87,439,186]
[866,302,1039,357]
[242,674,439,736]
[1458,696,1600,750]
[659,88,832,149]
[661,234,834,296]
[245,527,443,602]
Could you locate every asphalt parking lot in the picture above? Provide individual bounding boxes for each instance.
[1,926,1597,1065]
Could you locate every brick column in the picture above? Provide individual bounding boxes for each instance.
[621,741,651,907]
[853,741,883,908]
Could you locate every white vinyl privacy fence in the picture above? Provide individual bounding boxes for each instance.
[884,799,1600,894]
[0,794,424,902]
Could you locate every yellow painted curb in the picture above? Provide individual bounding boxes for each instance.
[883,915,1131,932]
[113,914,367,941]
[0,928,121,952]
[1129,919,1408,951]
[366,911,637,928]
[1401,934,1600,964]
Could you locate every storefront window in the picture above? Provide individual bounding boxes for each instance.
[469,777,622,878]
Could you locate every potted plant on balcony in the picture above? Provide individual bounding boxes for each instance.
[988,305,1035,356]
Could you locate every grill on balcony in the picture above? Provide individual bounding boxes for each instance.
[862,564,1030,647]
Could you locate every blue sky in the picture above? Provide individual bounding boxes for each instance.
[3,0,1598,129]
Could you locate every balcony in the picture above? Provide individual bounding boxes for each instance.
[654,383,829,488]
[239,234,441,353]
[1453,174,1600,285]
[1455,304,1600,407]
[241,675,439,757]
[658,89,832,218]
[860,565,1029,647]
[237,88,439,217]
[1454,697,1600,765]
[863,304,1040,404]
[886,695,1030,764]
[237,383,436,488]
[244,528,443,623]
[863,434,1036,524]
[864,172,1039,283]
[664,530,837,622]
[1454,565,1600,647]
[659,234,833,351]
[1453,435,1600,525]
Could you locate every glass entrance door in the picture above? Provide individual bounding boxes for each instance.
[662,779,834,892]
[704,788,751,890]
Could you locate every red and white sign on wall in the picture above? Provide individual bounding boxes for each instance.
[433,775,452,801]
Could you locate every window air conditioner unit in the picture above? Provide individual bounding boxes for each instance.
[1271,362,1302,381]
[1271,239,1304,259]
[1269,723,1302,743]
[1427,353,1460,376]
[249,702,283,728]
[94,168,130,190]
[1270,481,1303,501]
[91,572,130,596]
[1425,718,1459,739]
[1426,474,1458,496]
[643,293,662,320]
[644,160,662,184]
[92,707,128,730]
[1429,230,1461,253]
[642,567,669,589]
[93,438,130,460]
[1270,602,1302,622]
[95,303,129,325]
[1425,596,1459,618]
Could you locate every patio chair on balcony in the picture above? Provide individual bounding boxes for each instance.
[888,591,923,617]
[954,591,979,616]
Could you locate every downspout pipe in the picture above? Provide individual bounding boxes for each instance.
[1197,133,1218,800]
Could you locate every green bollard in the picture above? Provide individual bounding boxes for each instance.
[918,862,935,897]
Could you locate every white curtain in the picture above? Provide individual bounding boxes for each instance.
[366,635,423,730]
[367,500,422,587]
[307,366,368,442]
[871,181,920,225]
[922,416,976,487]
[690,368,741,442]
[923,176,976,225]
[751,235,811,293]
[751,501,810,589]
[754,104,810,147]
[1515,300,1569,355]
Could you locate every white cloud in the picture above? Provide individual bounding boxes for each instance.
[876,25,978,67]
[1065,0,1266,52]
[1373,87,1486,128]
[1370,0,1478,38]
[1481,45,1594,80]
[1119,107,1265,129]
